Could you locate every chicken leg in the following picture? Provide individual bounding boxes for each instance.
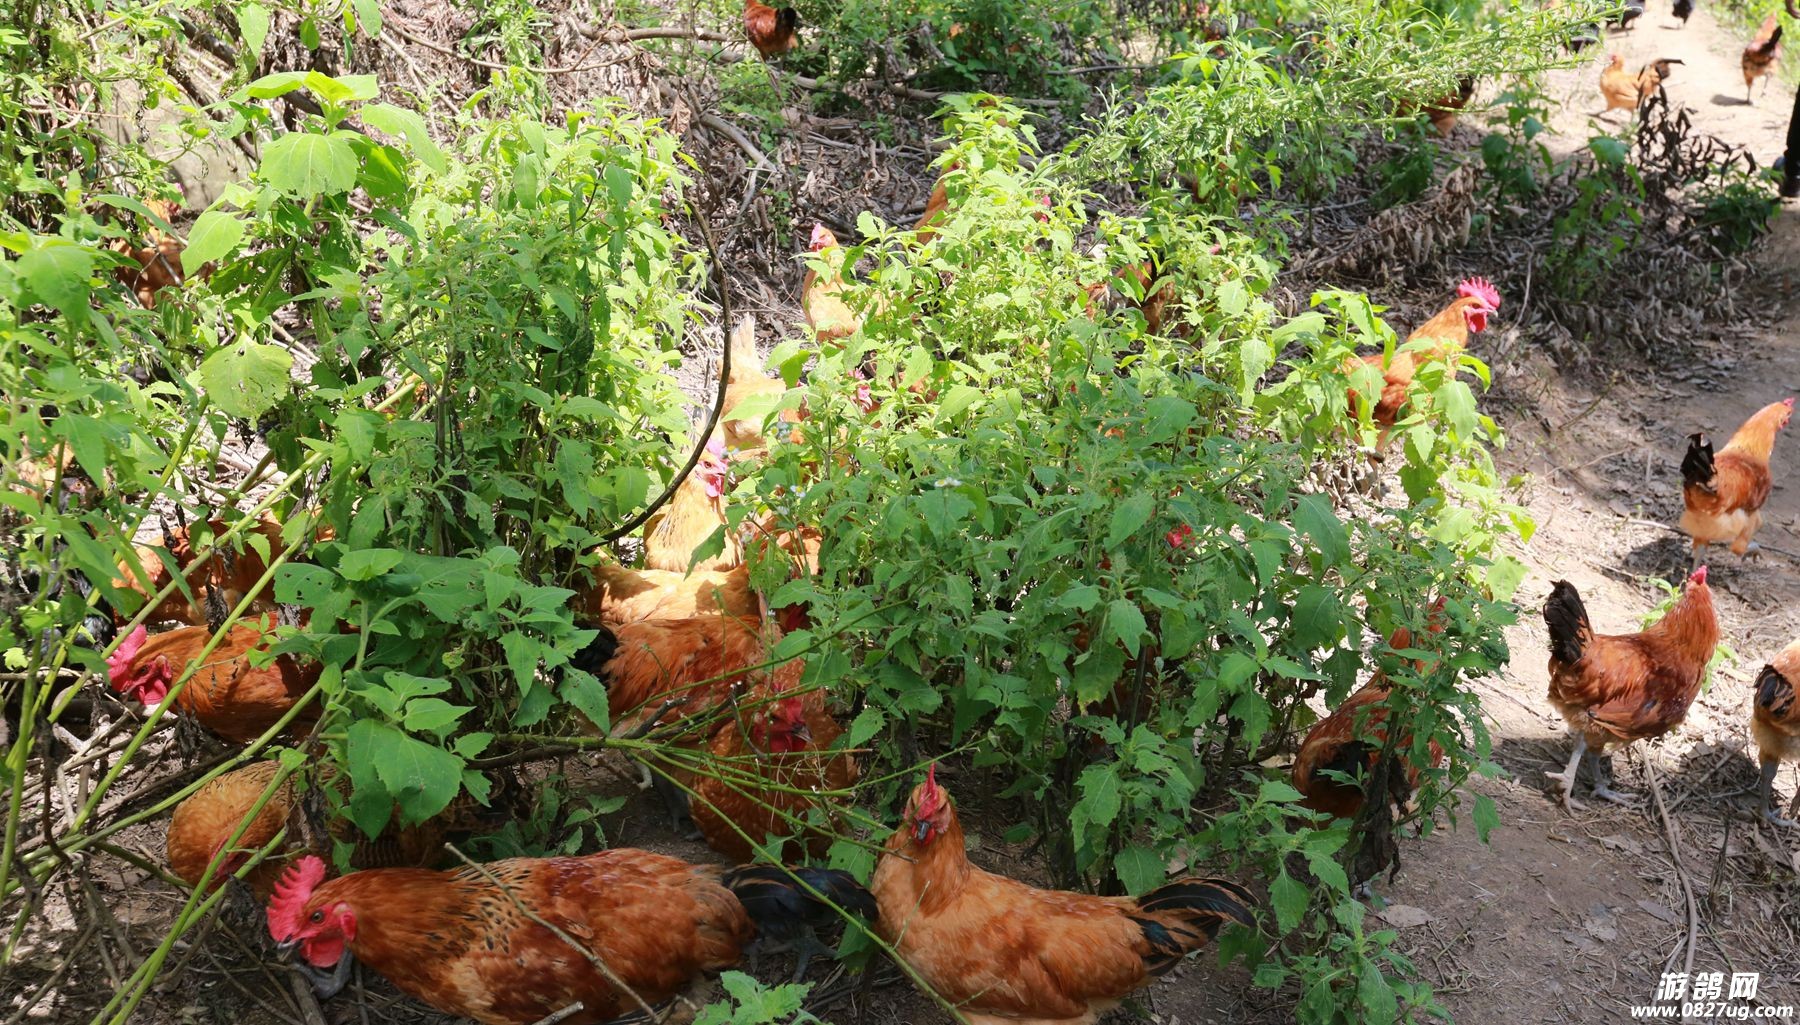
[1588,751,1640,806]
[1545,733,1590,812]
[1758,760,1798,828]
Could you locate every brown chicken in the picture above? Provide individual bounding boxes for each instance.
[265,851,873,1025]
[914,167,955,244]
[871,768,1257,1025]
[1752,639,1800,827]
[1682,397,1793,563]
[110,198,213,308]
[114,514,288,628]
[167,760,510,896]
[1345,277,1500,452]
[718,314,805,454]
[744,0,799,59]
[642,440,741,572]
[1744,14,1783,104]
[575,563,758,625]
[1291,613,1448,819]
[1598,53,1642,115]
[1542,568,1720,812]
[1398,75,1477,136]
[106,619,320,744]
[1636,58,1684,103]
[689,682,857,862]
[801,224,861,342]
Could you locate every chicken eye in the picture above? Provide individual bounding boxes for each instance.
[309,910,324,923]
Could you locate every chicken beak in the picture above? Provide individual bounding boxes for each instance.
[274,938,300,959]
[913,819,932,843]
[791,721,812,745]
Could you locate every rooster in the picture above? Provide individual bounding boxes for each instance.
[1752,640,1800,827]
[1542,569,1720,812]
[871,767,1256,1025]
[689,683,857,864]
[1680,397,1793,565]
[265,852,873,1024]
[1672,0,1693,28]
[642,439,740,572]
[1292,614,1447,820]
[744,0,799,59]
[106,620,319,744]
[168,760,512,897]
[1345,277,1500,454]
[801,225,861,342]
[1744,14,1783,104]
[113,514,288,629]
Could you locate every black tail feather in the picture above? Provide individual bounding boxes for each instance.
[1130,877,1257,976]
[776,7,799,33]
[1544,580,1590,666]
[1757,664,1795,717]
[1681,433,1714,490]
[724,865,877,937]
[568,621,618,680]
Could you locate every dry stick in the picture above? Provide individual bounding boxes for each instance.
[1643,756,1700,987]
[527,1003,588,1025]
[380,17,628,76]
[440,843,673,1022]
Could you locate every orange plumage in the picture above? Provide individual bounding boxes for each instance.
[744,0,799,59]
[642,441,741,572]
[1291,617,1447,819]
[1345,278,1499,451]
[871,770,1256,1025]
[1752,639,1800,826]
[689,684,857,861]
[1681,398,1793,560]
[113,515,288,628]
[718,314,806,454]
[801,224,861,341]
[1541,568,1720,811]
[914,173,952,244]
[1743,15,1782,104]
[578,614,778,735]
[1598,53,1641,114]
[1397,75,1476,136]
[575,563,759,625]
[106,619,319,744]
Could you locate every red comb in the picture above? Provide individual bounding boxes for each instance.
[267,855,328,942]
[1457,276,1501,309]
[106,625,148,690]
[1689,565,1708,585]
[810,224,832,249]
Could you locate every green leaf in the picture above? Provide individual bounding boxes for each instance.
[1113,844,1163,896]
[1291,494,1349,567]
[1269,870,1309,933]
[560,669,610,731]
[1289,585,1341,650]
[1472,793,1500,843]
[1070,762,1122,851]
[360,103,446,173]
[20,240,94,319]
[500,631,541,696]
[337,548,404,581]
[244,71,308,98]
[261,132,359,198]
[685,526,729,569]
[196,341,293,419]
[1357,959,1399,1023]
[847,704,884,746]
[917,490,975,539]
[1106,598,1147,658]
[1106,493,1154,548]
[936,384,982,419]
[403,698,471,735]
[239,4,270,57]
[1259,779,1305,804]
[368,722,465,824]
[183,210,245,275]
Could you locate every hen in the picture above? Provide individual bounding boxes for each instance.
[689,683,857,864]
[1291,616,1447,820]
[871,768,1256,1025]
[642,440,741,572]
[1752,639,1800,827]
[1542,569,1720,811]
[106,620,319,744]
[114,514,288,628]
[744,0,799,59]
[109,199,205,308]
[801,225,861,342]
[575,563,759,626]
[718,314,805,454]
[168,760,510,896]
[1744,14,1783,105]
[1680,397,1793,564]
[1398,76,1477,136]
[1345,277,1500,453]
[1599,53,1642,116]
[1673,0,1693,27]
[266,851,872,1025]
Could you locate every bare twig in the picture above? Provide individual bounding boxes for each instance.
[1643,755,1700,985]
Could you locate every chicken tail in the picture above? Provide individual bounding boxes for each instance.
[1543,580,1592,666]
[568,622,619,681]
[1756,664,1795,718]
[776,6,798,33]
[727,314,765,386]
[1130,877,1257,975]
[723,865,878,932]
[1681,433,1714,490]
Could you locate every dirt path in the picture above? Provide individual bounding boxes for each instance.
[1359,8,1800,1024]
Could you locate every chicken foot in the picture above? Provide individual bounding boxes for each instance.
[1757,760,1798,828]
[744,924,838,983]
[1545,733,1591,812]
[1588,752,1641,807]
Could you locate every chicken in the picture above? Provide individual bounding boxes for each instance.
[106,619,320,744]
[109,197,212,308]
[718,314,805,454]
[1291,619,1447,820]
[1680,397,1793,563]
[801,225,861,342]
[914,167,955,244]
[1345,276,1500,452]
[1744,14,1783,104]
[113,514,288,629]
[689,683,857,864]
[168,760,511,897]
[1752,639,1800,827]
[1599,53,1643,116]
[1637,58,1684,103]
[744,0,799,59]
[643,439,741,572]
[265,851,874,1025]
[1398,76,1477,136]
[1673,0,1694,28]
[870,767,1256,1025]
[1541,569,1720,812]
[1616,0,1645,29]
[575,563,759,626]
